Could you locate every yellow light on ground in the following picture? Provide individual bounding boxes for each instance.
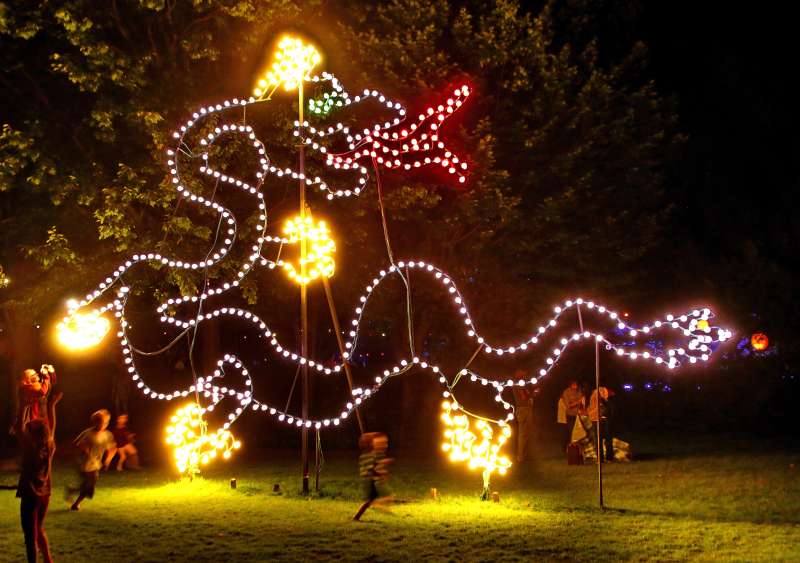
[165,403,241,476]
[254,35,321,96]
[441,400,512,491]
[281,215,336,285]
[56,310,110,350]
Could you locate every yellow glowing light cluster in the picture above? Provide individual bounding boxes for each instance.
[254,35,321,96]
[282,215,336,285]
[441,400,512,477]
[56,310,110,350]
[165,403,241,475]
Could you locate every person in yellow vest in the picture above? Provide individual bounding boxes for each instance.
[559,381,584,452]
[511,370,535,463]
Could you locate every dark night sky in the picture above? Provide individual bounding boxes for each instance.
[642,3,798,262]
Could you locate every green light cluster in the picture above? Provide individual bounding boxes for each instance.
[308,91,344,115]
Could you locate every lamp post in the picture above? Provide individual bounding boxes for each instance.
[254,36,321,494]
[255,35,367,492]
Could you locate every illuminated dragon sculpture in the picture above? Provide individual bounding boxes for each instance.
[58,41,732,479]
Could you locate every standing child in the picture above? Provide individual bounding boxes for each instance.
[69,410,115,511]
[14,365,56,434]
[353,432,393,521]
[16,390,62,563]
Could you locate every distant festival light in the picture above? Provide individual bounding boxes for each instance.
[750,332,769,351]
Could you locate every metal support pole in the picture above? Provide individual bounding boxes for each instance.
[322,278,366,434]
[576,303,584,332]
[595,339,604,509]
[299,82,310,495]
[315,429,321,493]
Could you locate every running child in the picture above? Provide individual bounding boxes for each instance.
[353,432,393,521]
[69,410,115,511]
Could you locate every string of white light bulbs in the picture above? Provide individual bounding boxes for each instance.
[62,69,732,439]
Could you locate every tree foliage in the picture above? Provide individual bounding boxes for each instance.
[0,0,682,446]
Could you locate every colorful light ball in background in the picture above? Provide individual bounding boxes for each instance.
[57,311,110,350]
[750,332,769,351]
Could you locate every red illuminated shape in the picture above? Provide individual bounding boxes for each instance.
[327,85,471,183]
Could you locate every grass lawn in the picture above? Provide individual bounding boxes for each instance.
[1,437,799,562]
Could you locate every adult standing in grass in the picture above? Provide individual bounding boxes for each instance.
[589,387,615,462]
[559,381,584,452]
[512,370,535,462]
[16,390,62,563]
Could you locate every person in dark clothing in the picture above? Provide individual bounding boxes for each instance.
[16,390,62,563]
[589,386,615,462]
[512,370,535,462]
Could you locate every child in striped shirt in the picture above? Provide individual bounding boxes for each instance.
[353,432,393,521]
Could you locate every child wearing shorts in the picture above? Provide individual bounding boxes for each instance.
[70,409,115,511]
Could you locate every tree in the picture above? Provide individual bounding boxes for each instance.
[0,0,681,448]
[333,0,682,445]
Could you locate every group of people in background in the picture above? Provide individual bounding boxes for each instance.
[12,363,139,562]
[512,369,623,464]
[558,381,617,463]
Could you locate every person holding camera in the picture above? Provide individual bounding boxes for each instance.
[13,364,57,435]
